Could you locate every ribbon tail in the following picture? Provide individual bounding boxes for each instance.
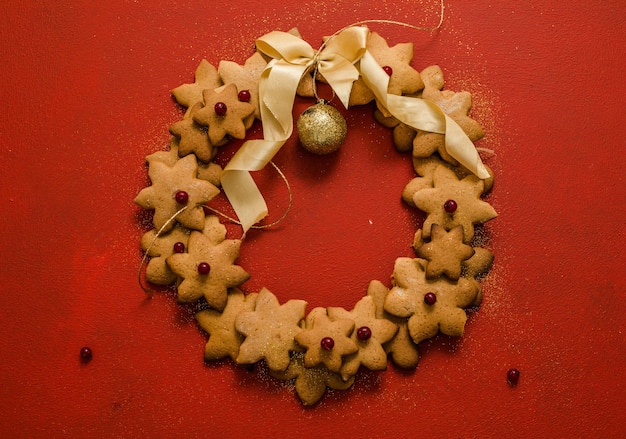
[359,50,489,179]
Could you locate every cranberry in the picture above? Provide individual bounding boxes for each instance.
[174,190,189,204]
[443,199,458,213]
[507,368,520,386]
[214,102,227,116]
[424,292,437,305]
[356,326,372,341]
[80,346,93,362]
[197,262,211,275]
[238,90,251,102]
[320,337,335,351]
[382,65,393,76]
[173,242,185,253]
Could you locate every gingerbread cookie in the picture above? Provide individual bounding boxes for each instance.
[134,153,220,233]
[140,224,190,286]
[294,307,358,374]
[270,352,355,406]
[172,59,223,111]
[384,257,480,344]
[235,288,307,372]
[412,163,497,243]
[218,51,267,120]
[366,280,421,369]
[169,103,216,163]
[415,224,475,280]
[327,295,397,381]
[166,215,250,309]
[195,289,258,362]
[192,83,255,145]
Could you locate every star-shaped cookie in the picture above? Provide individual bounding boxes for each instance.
[134,154,220,233]
[416,224,475,280]
[384,257,480,344]
[172,59,222,110]
[192,83,255,145]
[367,280,421,369]
[235,288,307,372]
[368,32,424,97]
[140,224,190,285]
[169,103,215,163]
[413,164,497,243]
[166,216,250,309]
[327,296,397,381]
[195,289,258,362]
[269,352,355,406]
[294,307,358,374]
[218,51,267,120]
[413,65,484,163]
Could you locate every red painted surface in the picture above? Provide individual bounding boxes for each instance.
[1,1,624,437]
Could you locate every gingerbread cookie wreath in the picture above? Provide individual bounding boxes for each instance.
[135,24,497,406]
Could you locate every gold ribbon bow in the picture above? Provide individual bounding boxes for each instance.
[221,26,369,234]
[221,25,489,236]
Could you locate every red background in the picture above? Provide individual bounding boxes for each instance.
[1,1,625,437]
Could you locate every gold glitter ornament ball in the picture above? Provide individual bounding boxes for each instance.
[297,100,347,155]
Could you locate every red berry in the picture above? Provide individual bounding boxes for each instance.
[174,190,189,204]
[214,102,227,115]
[197,262,211,275]
[424,292,437,305]
[507,368,520,386]
[238,89,251,102]
[382,65,393,76]
[356,326,372,341]
[80,346,93,362]
[173,242,185,253]
[320,337,335,351]
[444,199,458,213]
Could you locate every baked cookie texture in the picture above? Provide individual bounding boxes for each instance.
[135,26,497,406]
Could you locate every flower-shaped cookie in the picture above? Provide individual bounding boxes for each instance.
[172,59,223,110]
[140,224,190,285]
[192,83,255,145]
[269,352,355,406]
[294,307,358,373]
[415,224,475,280]
[134,154,220,233]
[413,65,484,164]
[327,296,397,381]
[235,288,307,372]
[366,280,421,369]
[195,289,258,362]
[413,164,497,243]
[384,258,480,344]
[167,216,250,310]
